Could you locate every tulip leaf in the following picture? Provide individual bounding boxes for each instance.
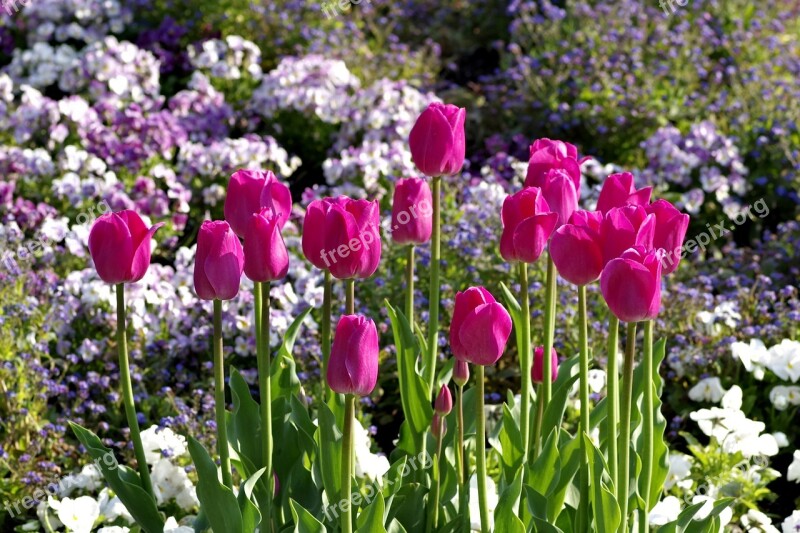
[187,436,243,533]
[237,467,266,532]
[290,498,327,533]
[496,402,524,481]
[523,484,549,520]
[494,474,526,533]
[68,422,165,533]
[529,429,560,497]
[636,338,670,508]
[271,307,312,401]
[228,367,263,475]
[316,401,343,505]
[356,491,387,533]
[584,433,621,533]
[540,354,579,456]
[546,431,580,521]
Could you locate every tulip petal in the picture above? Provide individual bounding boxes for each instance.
[458,302,512,366]
[550,222,603,286]
[204,226,244,300]
[600,257,661,322]
[343,318,379,396]
[128,222,164,282]
[512,212,558,263]
[450,287,494,360]
[409,106,455,177]
[302,200,329,270]
[325,206,361,279]
[88,213,134,284]
[262,178,293,229]
[244,212,289,282]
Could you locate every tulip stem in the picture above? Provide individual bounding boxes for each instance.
[518,262,533,516]
[213,299,232,488]
[115,284,154,499]
[456,384,468,526]
[427,417,444,532]
[424,175,442,396]
[537,254,557,452]
[577,284,590,532]
[640,320,655,533]
[341,394,356,533]
[322,271,332,400]
[475,365,490,533]
[345,278,355,315]
[619,321,637,533]
[531,383,544,459]
[405,244,415,326]
[606,314,620,499]
[258,282,274,532]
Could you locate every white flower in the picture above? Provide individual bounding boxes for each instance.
[773,432,790,448]
[60,464,103,496]
[787,450,800,483]
[767,339,800,382]
[732,339,770,380]
[688,377,726,403]
[587,369,606,393]
[769,386,800,410]
[664,453,693,490]
[140,426,188,465]
[782,510,800,533]
[151,459,198,511]
[163,516,194,533]
[721,385,743,410]
[742,509,779,532]
[649,495,681,526]
[691,495,732,526]
[97,488,132,523]
[56,496,100,533]
[97,528,130,533]
[353,420,390,482]
[469,474,498,531]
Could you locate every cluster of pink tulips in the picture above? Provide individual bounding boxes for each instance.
[78,98,688,532]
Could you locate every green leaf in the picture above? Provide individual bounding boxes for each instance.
[187,437,243,533]
[541,354,579,440]
[68,422,164,533]
[546,432,579,522]
[529,429,560,497]
[317,401,343,504]
[228,368,262,475]
[637,338,670,508]
[497,403,524,481]
[271,307,312,401]
[356,492,387,533]
[237,468,265,532]
[290,498,327,533]
[494,475,525,533]
[584,434,620,533]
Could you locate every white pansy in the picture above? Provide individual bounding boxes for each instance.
[587,369,606,393]
[140,425,188,465]
[353,419,390,482]
[691,495,732,526]
[60,464,103,496]
[469,474,498,531]
[769,386,800,411]
[649,495,681,526]
[688,377,726,403]
[664,453,693,490]
[97,528,130,533]
[732,339,770,380]
[742,509,779,532]
[164,516,194,533]
[787,450,800,483]
[151,459,199,511]
[767,339,800,382]
[782,510,800,533]
[721,385,743,410]
[97,488,132,523]
[773,432,790,448]
[56,496,100,533]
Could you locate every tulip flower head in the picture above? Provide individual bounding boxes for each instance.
[600,246,664,323]
[193,220,244,301]
[435,384,453,415]
[596,172,652,214]
[646,199,690,274]
[391,177,433,245]
[525,138,586,189]
[550,210,604,286]
[327,314,379,396]
[408,102,466,177]
[224,169,292,238]
[500,187,558,263]
[243,208,289,282]
[449,286,513,366]
[532,346,559,384]
[526,168,580,228]
[600,205,656,266]
[453,359,470,387]
[88,210,164,284]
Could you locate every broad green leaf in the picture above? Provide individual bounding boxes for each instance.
[584,434,620,533]
[546,432,579,522]
[356,491,387,533]
[317,401,342,504]
[69,422,164,533]
[187,437,243,533]
[290,498,327,533]
[529,429,560,497]
[228,368,262,476]
[237,467,265,532]
[541,355,579,442]
[496,403,524,481]
[524,485,549,520]
[271,307,312,401]
[494,475,525,533]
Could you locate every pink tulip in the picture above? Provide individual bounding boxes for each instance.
[194,220,244,301]
[526,168,580,228]
[550,210,604,286]
[224,169,292,237]
[453,359,470,387]
[449,286,513,366]
[391,178,433,245]
[532,346,559,384]
[327,314,379,396]
[525,138,586,193]
[595,172,652,214]
[646,199,690,274]
[88,210,164,284]
[435,385,453,415]
[432,413,447,439]
[600,205,656,266]
[243,208,289,282]
[500,187,558,263]
[408,102,466,177]
[600,247,664,322]
[302,197,348,270]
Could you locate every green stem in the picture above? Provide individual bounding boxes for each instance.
[322,271,332,400]
[606,314,620,496]
[258,282,273,531]
[406,244,415,326]
[213,299,232,488]
[341,394,356,533]
[475,365,490,533]
[640,320,655,533]
[428,418,444,532]
[424,175,442,396]
[531,383,544,460]
[577,285,590,532]
[115,284,153,499]
[518,262,532,460]
[345,278,355,315]
[456,384,468,525]
[619,321,637,533]
[542,255,557,405]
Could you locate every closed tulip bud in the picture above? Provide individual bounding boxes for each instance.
[525,138,586,194]
[88,210,164,284]
[453,359,470,387]
[532,346,559,384]
[646,199,690,274]
[409,102,466,177]
[327,314,379,396]
[193,220,244,301]
[243,209,289,282]
[432,413,447,439]
[500,187,558,263]
[601,205,656,266]
[302,197,347,270]
[435,385,453,415]
[600,246,664,322]
[224,169,292,237]
[391,178,433,245]
[596,172,652,214]
[273,472,280,495]
[550,210,604,286]
[449,286,513,366]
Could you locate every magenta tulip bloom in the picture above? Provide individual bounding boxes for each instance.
[600,246,664,322]
[302,197,348,270]
[525,138,585,192]
[194,220,244,301]
[596,172,652,214]
[391,178,433,245]
[243,209,289,282]
[408,102,466,177]
[526,168,580,228]
[224,169,292,237]
[532,346,559,384]
[500,187,558,263]
[453,359,470,387]
[88,210,164,284]
[435,385,453,415]
[550,210,604,286]
[327,314,379,396]
[646,199,690,274]
[449,286,513,366]
[601,205,656,266]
